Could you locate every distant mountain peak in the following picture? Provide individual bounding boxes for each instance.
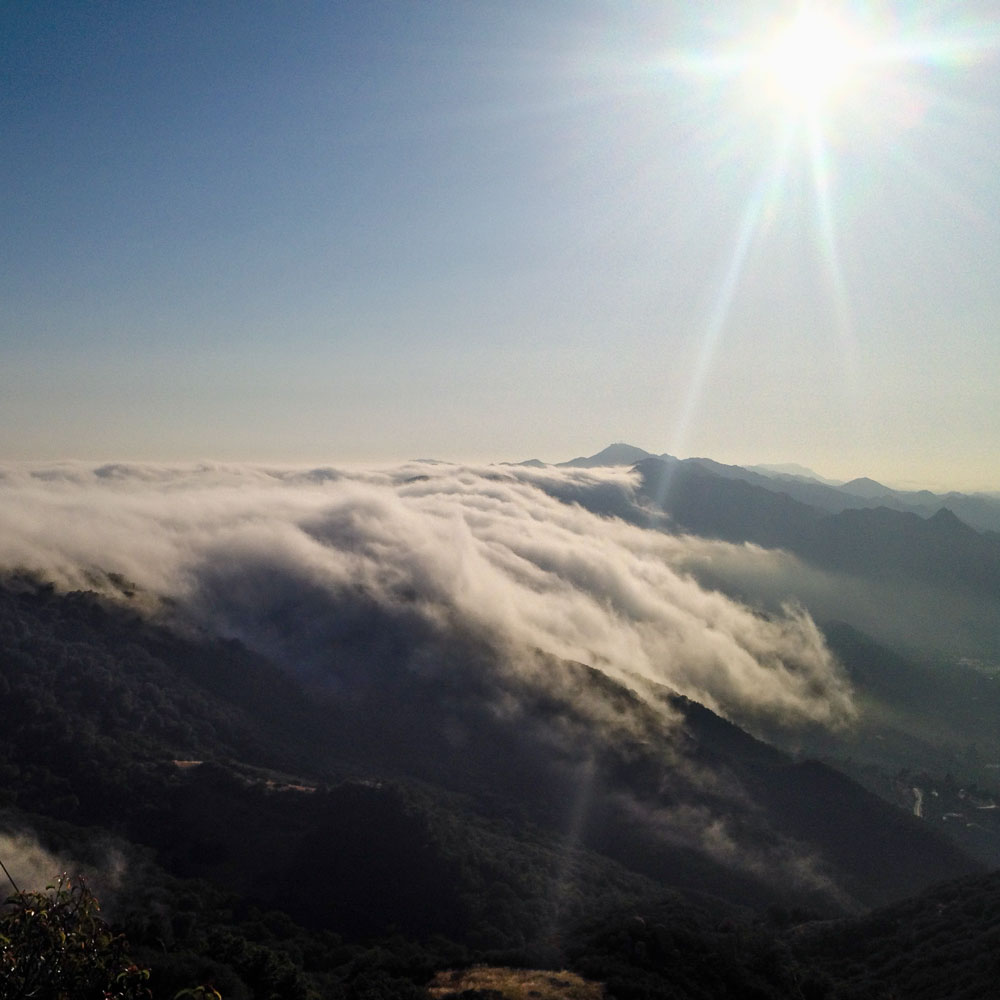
[749,463,838,485]
[927,506,974,532]
[558,443,653,468]
[842,476,894,498]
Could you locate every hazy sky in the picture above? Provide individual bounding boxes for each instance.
[3,1,999,489]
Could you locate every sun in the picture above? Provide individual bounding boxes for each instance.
[758,8,865,113]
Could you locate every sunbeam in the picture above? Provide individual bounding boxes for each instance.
[804,112,859,409]
[546,757,598,944]
[667,170,767,464]
[656,3,997,461]
[666,119,793,468]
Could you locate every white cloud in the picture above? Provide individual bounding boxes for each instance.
[0,461,854,730]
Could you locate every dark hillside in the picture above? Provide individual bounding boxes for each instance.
[636,457,1000,600]
[0,578,980,918]
[797,506,1000,596]
[663,695,981,905]
[0,575,991,998]
[823,622,1000,756]
[635,457,822,548]
[791,870,1000,999]
[0,578,328,828]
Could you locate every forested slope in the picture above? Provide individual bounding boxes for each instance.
[0,576,994,999]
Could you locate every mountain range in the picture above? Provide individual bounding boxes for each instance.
[0,447,997,998]
[554,443,1000,534]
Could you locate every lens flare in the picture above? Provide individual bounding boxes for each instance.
[762,9,862,111]
[654,6,996,458]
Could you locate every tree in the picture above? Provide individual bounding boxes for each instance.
[0,876,151,999]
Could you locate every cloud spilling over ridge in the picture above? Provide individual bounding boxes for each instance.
[0,461,854,729]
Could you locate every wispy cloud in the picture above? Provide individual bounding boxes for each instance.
[0,830,67,896]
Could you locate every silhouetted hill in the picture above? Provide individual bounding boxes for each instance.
[750,462,839,483]
[823,622,1000,748]
[558,443,654,467]
[636,456,822,548]
[840,476,893,498]
[635,457,1000,600]
[663,694,980,906]
[697,456,875,512]
[797,505,1000,597]
[544,443,1000,531]
[685,457,1000,529]
[936,491,1000,533]
[569,866,1000,1000]
[563,441,1000,531]
[792,869,1000,999]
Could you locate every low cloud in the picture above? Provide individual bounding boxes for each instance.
[0,830,68,896]
[614,795,859,911]
[0,824,133,922]
[663,533,1000,664]
[0,461,854,731]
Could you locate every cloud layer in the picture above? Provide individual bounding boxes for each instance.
[0,461,854,730]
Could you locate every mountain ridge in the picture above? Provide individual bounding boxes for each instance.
[540,443,1000,531]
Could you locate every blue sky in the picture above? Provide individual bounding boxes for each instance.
[3,1,999,489]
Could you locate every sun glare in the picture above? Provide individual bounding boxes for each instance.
[653,4,997,457]
[761,9,862,111]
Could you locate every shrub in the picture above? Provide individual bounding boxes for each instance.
[0,876,151,999]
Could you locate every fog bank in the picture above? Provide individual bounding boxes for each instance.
[0,461,854,730]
